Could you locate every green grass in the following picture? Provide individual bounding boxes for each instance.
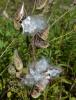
[0,0,76,100]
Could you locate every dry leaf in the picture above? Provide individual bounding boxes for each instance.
[13,50,23,72]
[14,2,25,22]
[35,0,54,10]
[73,0,76,4]
[13,21,21,30]
[36,0,48,10]
[16,71,22,78]
[32,34,49,48]
[2,10,9,19]
[21,58,63,98]
[31,79,49,98]
[14,2,25,30]
[38,28,48,40]
[8,64,16,75]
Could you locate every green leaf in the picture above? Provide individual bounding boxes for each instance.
[61,77,72,84]
[70,97,76,100]
[7,91,12,98]
[0,40,5,49]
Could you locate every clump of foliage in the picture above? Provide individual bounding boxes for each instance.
[0,0,76,100]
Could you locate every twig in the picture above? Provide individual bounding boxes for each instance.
[50,30,73,43]
[4,0,10,11]
[31,36,36,63]
[0,39,15,76]
[0,39,15,59]
[0,85,9,100]
[48,6,75,28]
[32,0,36,14]
[0,66,9,76]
